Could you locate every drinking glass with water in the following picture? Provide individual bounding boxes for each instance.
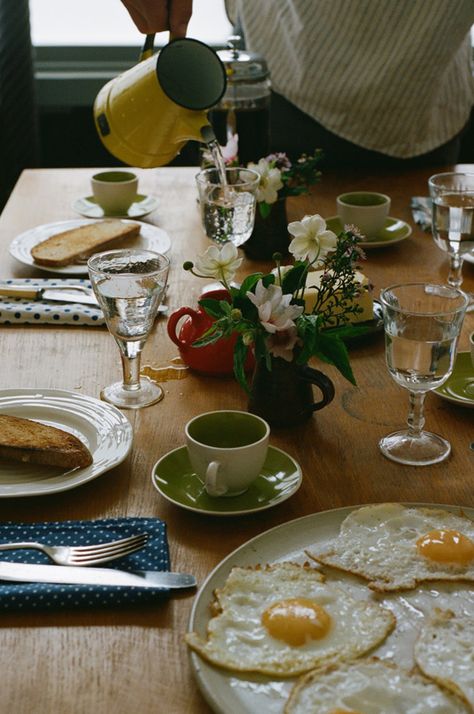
[429,172,474,295]
[88,248,169,409]
[379,282,468,466]
[196,166,260,247]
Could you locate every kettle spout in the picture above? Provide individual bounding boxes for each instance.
[174,111,212,144]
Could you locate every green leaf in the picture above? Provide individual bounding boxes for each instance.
[259,201,271,219]
[192,327,224,348]
[313,333,356,385]
[261,273,276,288]
[239,273,263,296]
[281,263,307,294]
[198,298,227,319]
[233,335,251,393]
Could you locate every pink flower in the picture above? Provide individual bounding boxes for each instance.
[267,326,300,361]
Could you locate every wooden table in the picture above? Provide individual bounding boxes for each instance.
[0,165,473,713]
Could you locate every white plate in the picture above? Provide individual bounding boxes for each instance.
[72,194,158,220]
[188,502,474,714]
[9,219,172,275]
[0,389,132,496]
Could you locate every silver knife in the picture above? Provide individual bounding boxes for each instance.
[0,285,100,306]
[0,286,168,313]
[0,561,196,589]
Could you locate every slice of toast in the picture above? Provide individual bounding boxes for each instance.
[30,219,141,267]
[0,414,93,469]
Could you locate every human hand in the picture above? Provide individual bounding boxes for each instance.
[120,0,193,36]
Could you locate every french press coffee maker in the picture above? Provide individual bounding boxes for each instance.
[211,36,271,164]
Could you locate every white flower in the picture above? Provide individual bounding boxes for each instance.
[247,280,303,334]
[288,214,338,264]
[247,158,283,204]
[194,243,242,283]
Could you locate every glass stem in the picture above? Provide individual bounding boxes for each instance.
[406,390,426,437]
[117,339,143,392]
[447,253,464,288]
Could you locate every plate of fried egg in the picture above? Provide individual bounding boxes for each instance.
[186,502,474,713]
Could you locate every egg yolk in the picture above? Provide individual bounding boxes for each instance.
[416,529,474,565]
[261,597,331,646]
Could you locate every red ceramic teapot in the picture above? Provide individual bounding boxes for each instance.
[167,289,254,376]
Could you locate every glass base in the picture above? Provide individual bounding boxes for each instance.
[100,377,163,410]
[379,429,451,466]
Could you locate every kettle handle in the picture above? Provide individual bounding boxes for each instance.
[167,307,201,348]
[139,31,177,62]
[139,34,156,62]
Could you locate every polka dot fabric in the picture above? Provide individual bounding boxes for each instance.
[0,517,170,610]
[0,279,104,326]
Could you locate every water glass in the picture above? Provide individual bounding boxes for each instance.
[428,172,474,290]
[379,282,468,466]
[196,166,259,247]
[88,249,169,409]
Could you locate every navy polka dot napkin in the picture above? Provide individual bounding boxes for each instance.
[0,517,170,610]
[0,279,104,326]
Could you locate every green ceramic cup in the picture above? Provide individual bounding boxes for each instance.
[336,191,390,238]
[91,170,138,215]
[185,410,270,497]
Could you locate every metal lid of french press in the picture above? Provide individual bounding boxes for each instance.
[217,36,270,82]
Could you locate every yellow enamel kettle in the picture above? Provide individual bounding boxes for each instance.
[93,34,226,167]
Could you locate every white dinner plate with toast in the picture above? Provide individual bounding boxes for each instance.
[188,503,474,714]
[0,389,132,496]
[9,219,172,275]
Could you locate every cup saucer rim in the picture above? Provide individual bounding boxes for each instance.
[151,444,302,516]
[326,215,412,247]
[434,351,474,406]
[72,194,158,219]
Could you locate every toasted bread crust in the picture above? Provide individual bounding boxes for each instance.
[0,415,93,469]
[31,220,141,267]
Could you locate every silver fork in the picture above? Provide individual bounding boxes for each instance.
[0,532,148,566]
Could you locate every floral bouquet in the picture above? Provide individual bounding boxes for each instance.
[247,150,323,219]
[184,214,367,393]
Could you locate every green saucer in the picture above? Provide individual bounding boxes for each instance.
[434,352,474,407]
[326,216,412,248]
[151,445,302,516]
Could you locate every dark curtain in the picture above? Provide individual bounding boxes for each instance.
[0,0,38,211]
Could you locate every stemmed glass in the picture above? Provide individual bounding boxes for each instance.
[88,248,170,409]
[379,283,468,466]
[428,172,474,292]
[196,166,260,247]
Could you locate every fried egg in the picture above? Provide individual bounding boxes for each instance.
[309,503,474,592]
[415,609,474,711]
[185,562,395,677]
[284,659,469,714]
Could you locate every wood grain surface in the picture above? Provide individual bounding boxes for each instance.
[0,165,473,714]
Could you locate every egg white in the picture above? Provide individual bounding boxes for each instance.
[308,503,474,592]
[284,658,469,714]
[185,562,395,677]
[415,609,474,711]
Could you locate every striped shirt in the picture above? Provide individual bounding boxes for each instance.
[225,0,474,158]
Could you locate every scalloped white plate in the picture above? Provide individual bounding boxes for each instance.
[9,219,171,275]
[0,389,132,496]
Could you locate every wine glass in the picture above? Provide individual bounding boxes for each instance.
[379,282,468,466]
[88,249,170,409]
[195,166,260,247]
[428,172,474,292]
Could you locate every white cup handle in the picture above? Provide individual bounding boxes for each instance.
[205,461,227,496]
